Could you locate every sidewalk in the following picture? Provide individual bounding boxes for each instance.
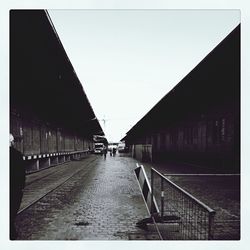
[16,153,150,240]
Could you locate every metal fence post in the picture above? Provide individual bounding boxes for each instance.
[208,211,216,240]
[151,168,154,215]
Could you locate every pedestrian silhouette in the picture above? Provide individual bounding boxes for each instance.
[112,147,116,157]
[103,146,107,159]
[10,134,26,240]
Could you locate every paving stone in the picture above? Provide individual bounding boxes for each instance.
[15,154,149,240]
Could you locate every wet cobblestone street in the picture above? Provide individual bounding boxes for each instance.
[15,154,148,240]
[15,154,240,240]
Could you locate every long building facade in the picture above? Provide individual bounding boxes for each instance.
[123,25,240,172]
[10,10,104,173]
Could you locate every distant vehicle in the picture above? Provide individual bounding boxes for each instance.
[118,142,126,153]
[94,143,105,154]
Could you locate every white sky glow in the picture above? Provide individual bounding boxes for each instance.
[48,10,240,142]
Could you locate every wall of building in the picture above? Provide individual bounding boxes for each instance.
[10,111,94,156]
[10,110,94,173]
[138,111,237,169]
[131,108,238,168]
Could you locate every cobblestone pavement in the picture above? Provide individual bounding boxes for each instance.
[19,156,97,212]
[15,154,149,240]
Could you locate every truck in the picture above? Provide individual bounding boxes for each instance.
[94,142,105,154]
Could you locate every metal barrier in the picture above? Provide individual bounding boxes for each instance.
[134,164,163,240]
[134,163,159,214]
[151,168,216,240]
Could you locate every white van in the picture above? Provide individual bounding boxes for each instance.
[118,142,126,153]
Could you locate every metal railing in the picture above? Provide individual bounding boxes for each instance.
[151,168,216,240]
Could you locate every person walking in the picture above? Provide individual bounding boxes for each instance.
[9,134,26,240]
[112,147,116,157]
[103,146,107,160]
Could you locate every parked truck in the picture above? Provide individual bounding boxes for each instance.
[94,142,105,154]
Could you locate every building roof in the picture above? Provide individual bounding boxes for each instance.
[10,10,104,136]
[123,24,240,141]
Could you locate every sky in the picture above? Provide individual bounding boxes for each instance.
[48,10,240,142]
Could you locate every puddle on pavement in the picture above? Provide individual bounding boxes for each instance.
[74,221,90,226]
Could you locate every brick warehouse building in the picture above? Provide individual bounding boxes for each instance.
[10,10,104,173]
[123,25,240,172]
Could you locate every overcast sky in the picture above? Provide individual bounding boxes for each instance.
[48,10,240,142]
